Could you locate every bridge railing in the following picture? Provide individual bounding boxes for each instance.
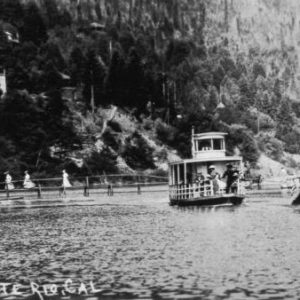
[0,174,168,199]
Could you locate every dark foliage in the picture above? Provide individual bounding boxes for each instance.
[85,147,118,175]
[122,132,155,170]
[0,0,298,175]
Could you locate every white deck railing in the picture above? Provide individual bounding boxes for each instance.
[169,180,242,200]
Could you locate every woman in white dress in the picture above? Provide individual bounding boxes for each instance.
[62,170,72,188]
[5,171,14,190]
[23,170,35,189]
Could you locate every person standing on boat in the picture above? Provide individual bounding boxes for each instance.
[222,163,239,193]
[23,170,35,189]
[4,171,14,190]
[207,165,220,194]
[207,165,220,180]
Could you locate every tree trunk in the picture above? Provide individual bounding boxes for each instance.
[224,0,229,32]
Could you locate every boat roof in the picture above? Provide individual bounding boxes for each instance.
[193,132,227,138]
[169,156,242,166]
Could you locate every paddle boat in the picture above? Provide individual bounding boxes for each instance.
[168,128,245,206]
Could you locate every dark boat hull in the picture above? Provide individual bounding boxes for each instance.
[170,194,244,206]
[291,191,300,205]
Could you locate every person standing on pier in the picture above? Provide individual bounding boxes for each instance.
[4,171,14,190]
[23,170,35,189]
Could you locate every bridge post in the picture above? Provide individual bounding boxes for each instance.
[84,176,89,196]
[5,184,9,198]
[37,183,42,199]
[137,183,141,194]
[107,184,113,196]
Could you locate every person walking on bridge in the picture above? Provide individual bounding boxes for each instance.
[4,171,14,190]
[23,170,35,189]
[60,169,72,197]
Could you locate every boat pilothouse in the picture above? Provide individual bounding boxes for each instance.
[168,128,245,206]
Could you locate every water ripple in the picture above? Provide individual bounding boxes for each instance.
[0,198,299,299]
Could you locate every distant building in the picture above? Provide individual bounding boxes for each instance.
[90,22,105,31]
[0,22,19,45]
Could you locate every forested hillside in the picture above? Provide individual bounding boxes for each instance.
[0,0,299,178]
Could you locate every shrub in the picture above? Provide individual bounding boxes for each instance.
[142,118,153,131]
[107,120,122,132]
[85,147,118,175]
[241,108,275,133]
[226,124,260,164]
[257,133,284,161]
[277,126,300,154]
[122,131,155,170]
[155,120,177,145]
[102,129,120,152]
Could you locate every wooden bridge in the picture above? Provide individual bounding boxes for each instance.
[0,174,169,208]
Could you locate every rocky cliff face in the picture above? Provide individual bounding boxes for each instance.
[206,0,300,99]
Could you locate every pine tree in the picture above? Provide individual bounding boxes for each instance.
[69,47,86,87]
[123,47,147,109]
[21,2,47,45]
[0,0,24,27]
[105,48,126,106]
[83,49,107,109]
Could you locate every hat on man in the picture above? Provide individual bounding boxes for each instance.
[208,165,215,169]
[226,163,233,168]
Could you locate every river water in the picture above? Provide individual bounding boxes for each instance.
[0,194,300,300]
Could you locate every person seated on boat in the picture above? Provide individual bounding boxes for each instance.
[178,180,184,187]
[222,163,239,193]
[195,173,205,194]
[195,173,205,184]
[207,165,220,194]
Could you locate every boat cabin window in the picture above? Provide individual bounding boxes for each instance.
[197,139,211,151]
[213,139,223,150]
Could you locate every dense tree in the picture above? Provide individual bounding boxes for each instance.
[21,2,47,45]
[83,49,107,108]
[123,47,148,110]
[69,47,86,87]
[122,132,155,170]
[105,48,126,106]
[0,0,299,174]
[166,39,192,66]
[0,0,24,27]
[85,147,118,175]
